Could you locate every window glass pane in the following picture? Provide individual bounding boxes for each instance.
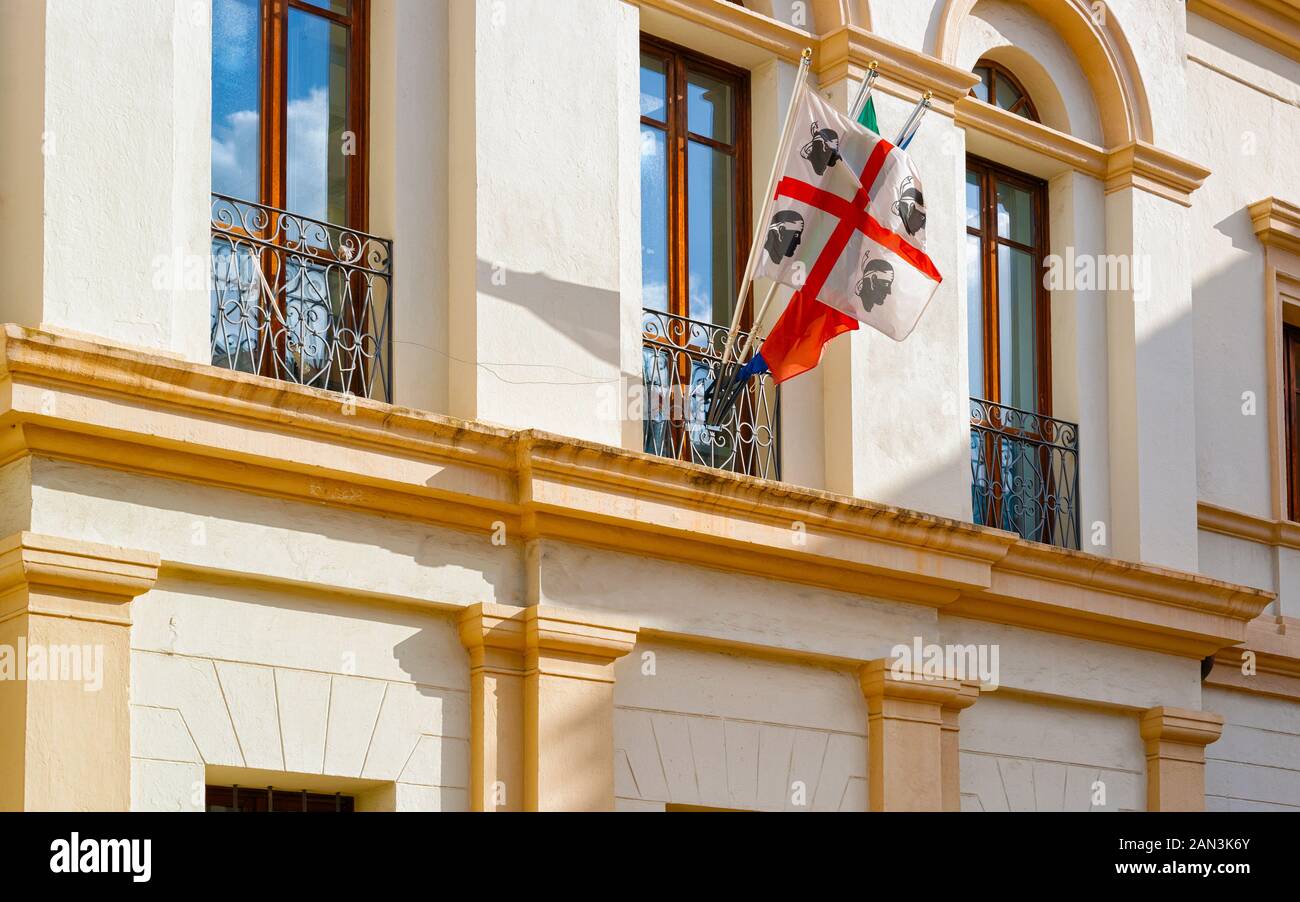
[998,246,1038,412]
[286,9,350,225]
[211,0,261,201]
[995,72,1022,111]
[967,235,982,397]
[640,53,667,122]
[640,125,669,313]
[687,70,734,144]
[996,180,1034,245]
[972,67,990,103]
[967,234,984,397]
[300,0,350,13]
[965,169,981,230]
[687,141,736,325]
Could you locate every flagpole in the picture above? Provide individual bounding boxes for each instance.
[736,62,877,367]
[716,47,813,373]
[893,91,933,148]
[848,60,879,122]
[705,47,813,426]
[736,281,780,362]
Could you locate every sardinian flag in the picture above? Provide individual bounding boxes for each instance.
[744,89,941,384]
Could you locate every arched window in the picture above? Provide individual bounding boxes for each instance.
[971,60,1039,122]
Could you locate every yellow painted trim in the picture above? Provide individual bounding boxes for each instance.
[632,0,1205,203]
[0,532,160,601]
[1189,0,1300,64]
[0,530,158,811]
[1103,141,1213,208]
[1210,616,1300,700]
[933,0,1154,146]
[1245,199,1300,523]
[459,602,638,811]
[1250,196,1300,258]
[955,98,1210,205]
[0,326,1275,660]
[1140,706,1224,812]
[815,25,980,112]
[955,97,1107,177]
[632,0,813,61]
[1198,499,1300,550]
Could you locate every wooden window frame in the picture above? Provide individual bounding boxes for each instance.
[256,0,371,230]
[972,60,1040,123]
[639,34,753,331]
[205,784,354,812]
[1285,323,1300,520]
[966,154,1052,416]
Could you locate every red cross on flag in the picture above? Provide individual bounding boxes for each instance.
[746,89,942,384]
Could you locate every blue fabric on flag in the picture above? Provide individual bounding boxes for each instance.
[736,353,770,381]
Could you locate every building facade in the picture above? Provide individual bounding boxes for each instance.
[0,0,1297,811]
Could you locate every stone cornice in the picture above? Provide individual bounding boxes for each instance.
[954,102,1211,206]
[815,25,980,111]
[1210,616,1300,700]
[1189,0,1300,64]
[632,0,814,61]
[1249,196,1300,257]
[1104,141,1213,208]
[1198,499,1300,550]
[955,97,1107,175]
[0,325,1275,659]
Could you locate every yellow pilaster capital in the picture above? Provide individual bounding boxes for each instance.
[940,679,982,731]
[1140,706,1225,760]
[525,607,638,659]
[1139,707,1224,812]
[459,602,639,677]
[458,602,529,671]
[859,658,962,720]
[0,531,160,625]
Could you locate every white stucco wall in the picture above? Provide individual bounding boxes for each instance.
[960,692,1146,811]
[1186,14,1300,519]
[1204,685,1300,811]
[446,0,643,447]
[0,0,210,361]
[613,641,867,811]
[130,576,470,811]
[370,0,452,414]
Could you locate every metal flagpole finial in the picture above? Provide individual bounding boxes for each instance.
[800,47,813,63]
[867,60,879,71]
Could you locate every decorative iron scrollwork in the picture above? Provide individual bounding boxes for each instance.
[642,308,780,480]
[210,194,393,402]
[970,397,1080,550]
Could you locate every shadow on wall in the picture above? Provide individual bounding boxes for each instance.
[473,257,625,372]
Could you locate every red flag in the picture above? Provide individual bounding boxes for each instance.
[758,290,858,384]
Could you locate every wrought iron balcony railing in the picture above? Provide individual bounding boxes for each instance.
[210,194,393,402]
[970,398,1080,550]
[642,308,780,480]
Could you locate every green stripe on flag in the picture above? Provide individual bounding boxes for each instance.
[857,95,879,135]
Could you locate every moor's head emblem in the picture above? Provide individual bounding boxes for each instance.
[856,254,895,311]
[765,210,805,265]
[800,121,841,176]
[892,176,926,237]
